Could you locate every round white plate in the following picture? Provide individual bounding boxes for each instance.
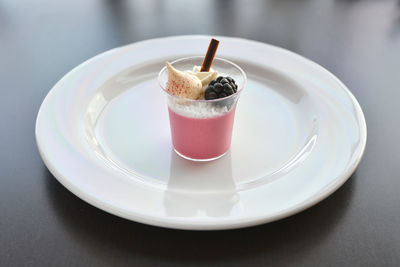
[36,35,366,230]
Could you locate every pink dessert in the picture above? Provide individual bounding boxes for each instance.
[168,107,236,160]
[159,38,245,161]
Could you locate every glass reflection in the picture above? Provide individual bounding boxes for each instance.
[164,150,240,217]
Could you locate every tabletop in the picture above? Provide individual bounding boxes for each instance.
[1,0,400,266]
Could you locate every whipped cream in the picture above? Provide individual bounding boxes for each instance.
[185,66,219,89]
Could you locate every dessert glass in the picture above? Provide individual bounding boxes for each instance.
[158,56,246,161]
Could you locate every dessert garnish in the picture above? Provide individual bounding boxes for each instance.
[185,66,218,89]
[165,38,237,100]
[200,38,219,72]
[165,62,203,100]
[204,76,238,100]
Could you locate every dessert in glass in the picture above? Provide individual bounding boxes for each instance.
[158,39,246,161]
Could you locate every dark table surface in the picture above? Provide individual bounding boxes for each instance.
[1,0,400,266]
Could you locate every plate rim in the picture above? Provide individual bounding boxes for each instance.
[36,35,367,230]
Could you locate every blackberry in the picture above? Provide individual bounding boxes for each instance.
[205,87,218,100]
[220,78,229,84]
[219,92,227,98]
[205,76,239,100]
[232,83,238,91]
[223,83,234,95]
[214,83,223,93]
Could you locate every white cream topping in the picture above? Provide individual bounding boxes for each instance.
[185,66,219,88]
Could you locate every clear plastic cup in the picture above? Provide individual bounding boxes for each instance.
[158,56,246,161]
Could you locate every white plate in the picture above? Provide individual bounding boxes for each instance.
[36,35,366,230]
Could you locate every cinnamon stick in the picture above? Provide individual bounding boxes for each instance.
[200,38,220,72]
